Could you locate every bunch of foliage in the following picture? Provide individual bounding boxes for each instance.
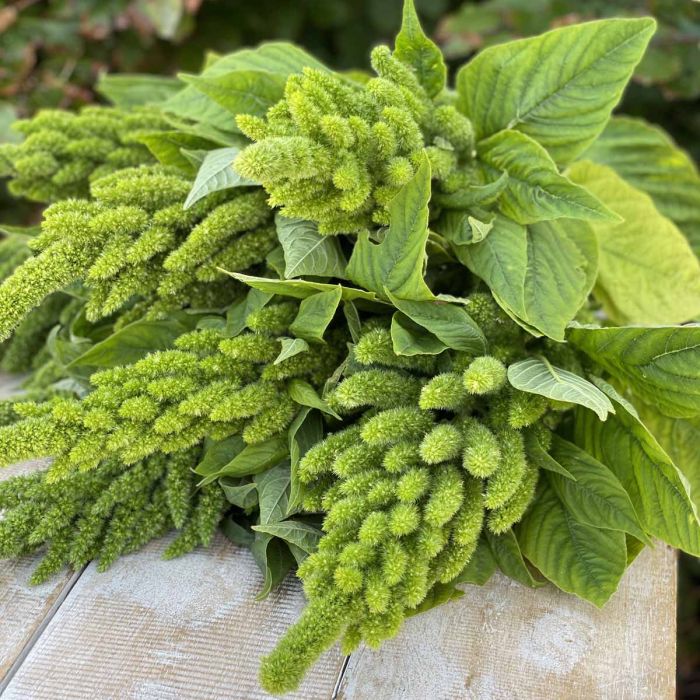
[0,1,699,696]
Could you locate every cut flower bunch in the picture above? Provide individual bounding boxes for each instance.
[1,1,699,694]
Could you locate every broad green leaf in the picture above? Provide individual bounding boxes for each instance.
[517,478,627,607]
[549,435,650,543]
[250,533,295,599]
[137,131,215,175]
[523,429,575,481]
[574,394,700,555]
[96,73,182,108]
[437,210,494,246]
[568,161,700,324]
[456,18,656,163]
[343,302,362,343]
[456,215,597,340]
[386,291,486,354]
[478,130,616,225]
[220,515,254,547]
[183,147,256,209]
[254,463,291,525]
[404,583,464,617]
[289,287,342,344]
[390,313,447,356]
[274,337,310,365]
[69,312,199,368]
[253,520,323,554]
[219,478,258,510]
[200,435,288,484]
[288,408,324,515]
[507,357,614,421]
[347,153,433,301]
[195,435,245,477]
[276,216,347,279]
[287,379,340,419]
[637,406,700,512]
[568,325,700,419]
[453,537,497,585]
[581,116,700,254]
[181,70,287,120]
[434,171,509,209]
[226,288,273,337]
[485,530,541,588]
[224,272,381,303]
[394,0,446,97]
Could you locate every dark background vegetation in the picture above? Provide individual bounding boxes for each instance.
[0,0,698,694]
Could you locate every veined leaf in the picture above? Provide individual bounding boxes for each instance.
[184,147,256,209]
[523,429,575,481]
[568,325,700,419]
[549,435,650,543]
[288,408,324,515]
[453,537,497,586]
[276,216,347,279]
[507,357,614,421]
[199,435,288,484]
[517,478,627,607]
[478,130,616,224]
[274,337,310,365]
[390,313,447,356]
[386,291,486,354]
[96,73,182,108]
[287,379,340,419]
[289,287,342,343]
[253,520,323,554]
[223,272,381,303]
[574,393,700,556]
[220,478,258,510]
[394,0,446,97]
[137,131,216,175]
[485,530,541,588]
[347,153,433,301]
[581,116,700,254]
[194,435,245,478]
[456,18,656,163]
[254,463,291,525]
[250,533,295,600]
[456,215,597,340]
[434,171,509,209]
[568,161,700,324]
[226,288,273,337]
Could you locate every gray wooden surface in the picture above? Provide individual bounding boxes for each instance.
[0,374,677,699]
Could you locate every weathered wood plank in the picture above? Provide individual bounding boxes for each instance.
[0,374,79,684]
[337,543,676,700]
[1,533,345,699]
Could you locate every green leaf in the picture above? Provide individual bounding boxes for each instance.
[226,288,273,337]
[485,530,541,588]
[386,291,486,354]
[456,18,656,163]
[223,272,381,303]
[276,215,347,280]
[181,69,287,121]
[478,130,616,225]
[287,379,340,419]
[274,337,310,365]
[437,210,494,245]
[195,435,245,478]
[288,408,324,515]
[456,215,597,340]
[434,171,509,209]
[523,429,576,481]
[199,436,288,484]
[96,73,182,108]
[574,392,700,556]
[517,477,627,607]
[453,537,497,585]
[137,131,215,175]
[507,357,614,421]
[394,0,446,98]
[581,116,700,254]
[390,313,447,356]
[549,435,650,544]
[347,153,433,301]
[183,147,256,209]
[220,515,254,547]
[343,302,362,343]
[253,520,323,554]
[568,325,700,420]
[567,161,700,324]
[69,312,199,368]
[288,287,342,344]
[254,463,291,525]
[250,533,295,600]
[219,478,258,510]
[404,583,464,618]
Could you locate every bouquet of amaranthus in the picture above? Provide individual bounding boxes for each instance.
[0,1,698,694]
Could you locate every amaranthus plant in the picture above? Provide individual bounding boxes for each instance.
[0,1,699,697]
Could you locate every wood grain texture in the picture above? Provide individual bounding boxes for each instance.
[1,533,345,700]
[337,543,676,700]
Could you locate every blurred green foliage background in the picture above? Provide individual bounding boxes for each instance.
[0,0,698,693]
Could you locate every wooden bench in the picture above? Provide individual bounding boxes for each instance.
[0,374,676,699]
